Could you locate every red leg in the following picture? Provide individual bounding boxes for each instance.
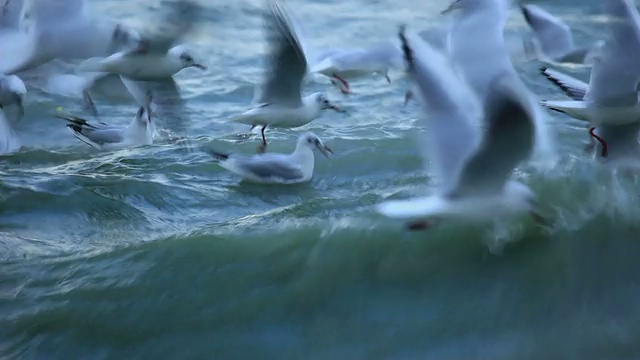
[332,73,350,95]
[589,127,608,157]
[257,126,268,153]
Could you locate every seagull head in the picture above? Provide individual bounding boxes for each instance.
[299,132,333,158]
[312,93,342,113]
[169,46,207,71]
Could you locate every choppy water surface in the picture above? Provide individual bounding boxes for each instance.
[2,0,640,358]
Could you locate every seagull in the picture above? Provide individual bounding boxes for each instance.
[310,41,404,95]
[56,102,155,151]
[0,0,139,75]
[442,0,555,164]
[77,0,206,81]
[540,0,640,126]
[376,26,545,230]
[520,3,600,65]
[206,132,333,184]
[0,74,26,124]
[232,1,342,153]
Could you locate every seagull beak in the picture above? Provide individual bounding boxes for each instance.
[190,63,207,70]
[441,0,461,14]
[317,143,334,158]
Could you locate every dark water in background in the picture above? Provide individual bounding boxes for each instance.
[2,0,640,358]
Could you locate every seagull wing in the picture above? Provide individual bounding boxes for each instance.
[127,0,203,55]
[398,26,481,195]
[0,0,25,30]
[584,0,640,106]
[521,4,574,59]
[452,75,536,197]
[254,1,307,107]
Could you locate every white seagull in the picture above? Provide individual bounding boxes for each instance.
[376,27,545,230]
[232,1,342,153]
[77,0,206,81]
[520,3,600,65]
[56,103,156,151]
[309,42,403,95]
[206,132,333,184]
[540,0,640,127]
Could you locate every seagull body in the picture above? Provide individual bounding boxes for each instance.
[234,1,341,152]
[520,4,598,65]
[78,44,206,81]
[57,106,155,150]
[540,0,640,127]
[207,132,333,184]
[376,27,543,227]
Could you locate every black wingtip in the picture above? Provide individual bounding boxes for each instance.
[205,149,230,161]
[398,24,413,72]
[66,123,82,133]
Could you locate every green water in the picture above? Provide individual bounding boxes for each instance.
[2,0,640,358]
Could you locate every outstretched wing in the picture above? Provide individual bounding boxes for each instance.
[452,75,535,197]
[254,1,307,106]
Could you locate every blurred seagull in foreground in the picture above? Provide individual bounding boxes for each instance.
[376,26,546,230]
[206,132,333,184]
[232,1,343,153]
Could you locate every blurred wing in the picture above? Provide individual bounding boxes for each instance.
[120,77,187,128]
[255,1,307,106]
[31,0,86,27]
[540,66,588,100]
[0,0,25,30]
[584,0,640,106]
[0,29,36,74]
[128,0,202,55]
[398,26,481,194]
[521,4,574,58]
[236,156,304,181]
[452,75,535,197]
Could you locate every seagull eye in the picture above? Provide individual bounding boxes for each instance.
[314,139,320,146]
[307,137,314,143]
[182,54,193,63]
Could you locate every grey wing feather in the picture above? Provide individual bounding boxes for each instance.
[255,1,307,106]
[451,75,535,197]
[77,127,125,144]
[238,157,304,181]
[128,0,202,55]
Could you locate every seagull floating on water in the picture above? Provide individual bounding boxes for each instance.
[206,132,333,184]
[56,104,155,151]
[232,1,342,153]
[376,26,546,230]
